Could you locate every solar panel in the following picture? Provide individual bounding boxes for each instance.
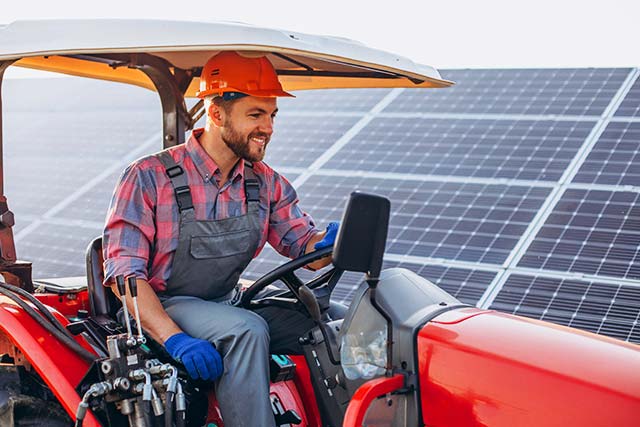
[573,122,640,186]
[491,274,640,344]
[6,157,100,217]
[323,117,593,180]
[264,115,360,169]
[16,222,99,278]
[4,67,640,345]
[384,68,631,116]
[518,189,640,280]
[296,175,550,264]
[55,170,124,223]
[278,88,391,112]
[614,75,640,117]
[4,111,158,219]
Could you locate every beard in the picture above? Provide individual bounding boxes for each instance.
[221,119,269,163]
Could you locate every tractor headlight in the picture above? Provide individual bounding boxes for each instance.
[339,291,387,380]
[340,328,387,380]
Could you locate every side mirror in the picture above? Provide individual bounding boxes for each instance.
[333,192,390,280]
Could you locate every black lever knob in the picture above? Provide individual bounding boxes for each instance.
[126,275,138,297]
[115,275,127,297]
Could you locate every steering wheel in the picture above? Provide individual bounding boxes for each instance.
[234,246,343,314]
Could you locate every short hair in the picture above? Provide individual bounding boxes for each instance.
[205,95,234,111]
[212,95,235,113]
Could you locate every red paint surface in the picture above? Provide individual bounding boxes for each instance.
[290,354,322,427]
[0,297,100,426]
[35,290,90,318]
[343,374,404,427]
[417,308,640,427]
[204,376,309,427]
[271,380,309,426]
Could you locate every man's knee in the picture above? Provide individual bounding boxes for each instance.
[240,311,270,342]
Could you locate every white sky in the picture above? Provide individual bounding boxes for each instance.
[2,0,639,79]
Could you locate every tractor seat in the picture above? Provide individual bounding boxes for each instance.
[86,236,119,318]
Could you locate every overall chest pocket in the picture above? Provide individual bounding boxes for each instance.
[189,230,251,259]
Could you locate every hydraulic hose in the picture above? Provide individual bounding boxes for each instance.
[74,382,112,427]
[164,391,175,427]
[0,286,97,362]
[0,281,70,336]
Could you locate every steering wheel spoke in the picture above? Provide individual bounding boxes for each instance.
[281,271,304,293]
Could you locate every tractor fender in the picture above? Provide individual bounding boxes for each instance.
[0,297,101,426]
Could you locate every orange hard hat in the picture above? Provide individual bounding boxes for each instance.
[196,51,294,99]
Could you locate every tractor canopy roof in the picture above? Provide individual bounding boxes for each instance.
[0,19,453,95]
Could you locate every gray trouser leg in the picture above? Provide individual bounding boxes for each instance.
[162,296,275,427]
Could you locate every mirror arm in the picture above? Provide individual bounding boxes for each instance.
[368,279,394,374]
[317,322,342,366]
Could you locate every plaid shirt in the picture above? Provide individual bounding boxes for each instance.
[103,129,318,293]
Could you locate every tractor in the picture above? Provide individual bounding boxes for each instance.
[0,19,638,427]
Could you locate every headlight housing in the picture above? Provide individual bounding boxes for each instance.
[339,291,387,380]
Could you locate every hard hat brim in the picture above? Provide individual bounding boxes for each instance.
[196,87,295,99]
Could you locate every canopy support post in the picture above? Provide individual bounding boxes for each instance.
[0,60,33,290]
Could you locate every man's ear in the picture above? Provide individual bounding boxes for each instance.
[207,103,224,127]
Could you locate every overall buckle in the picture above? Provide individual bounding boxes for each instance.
[174,185,193,210]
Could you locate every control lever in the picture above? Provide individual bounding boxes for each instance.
[298,285,340,365]
[115,275,135,346]
[298,285,321,322]
[126,275,146,345]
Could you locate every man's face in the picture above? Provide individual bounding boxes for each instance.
[219,96,278,163]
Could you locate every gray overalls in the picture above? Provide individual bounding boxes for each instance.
[155,151,284,427]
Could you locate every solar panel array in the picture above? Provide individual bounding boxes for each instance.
[2,66,640,345]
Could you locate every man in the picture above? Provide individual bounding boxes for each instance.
[103,51,338,427]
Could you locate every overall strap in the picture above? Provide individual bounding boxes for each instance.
[156,151,194,212]
[243,162,260,205]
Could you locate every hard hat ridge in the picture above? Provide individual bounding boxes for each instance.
[196,51,294,99]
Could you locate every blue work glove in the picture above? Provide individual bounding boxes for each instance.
[164,332,223,381]
[314,222,340,250]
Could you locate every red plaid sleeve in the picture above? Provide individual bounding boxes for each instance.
[102,160,157,284]
[266,169,318,258]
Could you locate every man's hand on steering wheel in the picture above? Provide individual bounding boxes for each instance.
[305,222,340,271]
[235,223,343,317]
